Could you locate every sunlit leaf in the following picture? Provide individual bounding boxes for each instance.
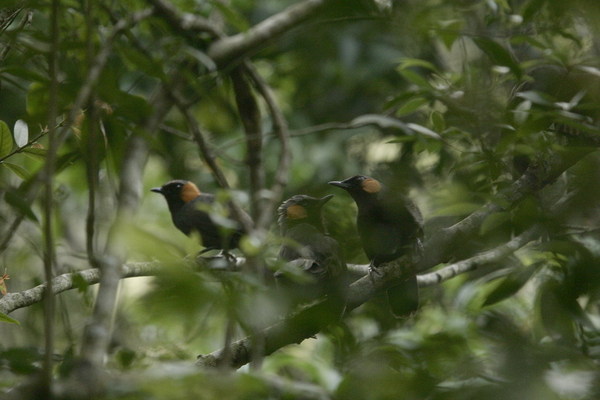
[13,120,28,148]
[350,114,410,133]
[576,65,600,77]
[516,91,555,106]
[406,123,443,140]
[398,58,439,73]
[0,312,19,325]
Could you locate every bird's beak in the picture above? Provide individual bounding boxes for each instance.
[318,194,334,206]
[328,180,349,189]
[150,187,162,194]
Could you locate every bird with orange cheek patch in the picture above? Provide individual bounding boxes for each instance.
[329,175,423,318]
[276,194,347,312]
[151,180,246,252]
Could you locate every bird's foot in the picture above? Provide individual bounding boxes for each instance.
[368,263,384,283]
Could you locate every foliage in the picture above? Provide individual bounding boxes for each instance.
[0,0,599,399]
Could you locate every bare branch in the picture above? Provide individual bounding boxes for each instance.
[244,63,291,230]
[417,149,594,271]
[418,227,540,287]
[0,263,159,315]
[147,0,222,37]
[208,0,331,67]
[230,66,264,221]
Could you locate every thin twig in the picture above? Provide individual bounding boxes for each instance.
[0,262,160,315]
[41,0,60,393]
[167,85,255,232]
[417,227,540,287]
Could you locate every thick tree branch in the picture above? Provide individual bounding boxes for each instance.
[417,148,594,271]
[207,0,331,67]
[197,226,541,369]
[147,0,221,37]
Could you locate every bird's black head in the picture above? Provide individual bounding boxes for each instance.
[328,175,382,198]
[277,194,334,231]
[151,180,201,211]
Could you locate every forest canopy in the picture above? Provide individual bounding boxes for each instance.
[1,0,600,399]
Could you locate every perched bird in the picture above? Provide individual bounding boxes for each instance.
[276,194,347,310]
[329,175,423,317]
[151,180,245,252]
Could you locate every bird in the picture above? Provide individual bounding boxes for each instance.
[151,180,245,252]
[328,175,423,317]
[276,194,347,312]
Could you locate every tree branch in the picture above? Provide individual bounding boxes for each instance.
[147,0,222,37]
[244,63,291,230]
[417,226,540,286]
[207,0,331,67]
[230,66,264,221]
[0,263,159,315]
[417,148,594,271]
[197,226,541,369]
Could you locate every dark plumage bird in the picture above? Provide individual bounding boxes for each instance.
[276,194,347,309]
[329,175,423,317]
[151,180,245,251]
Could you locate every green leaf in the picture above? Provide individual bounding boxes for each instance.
[480,211,510,235]
[395,97,429,116]
[397,68,431,88]
[26,82,50,118]
[5,190,38,222]
[0,120,13,158]
[483,264,537,306]
[210,0,250,31]
[0,312,20,325]
[430,111,446,132]
[2,162,31,180]
[473,37,521,79]
[398,58,439,73]
[437,20,463,49]
[0,66,49,83]
[22,146,47,160]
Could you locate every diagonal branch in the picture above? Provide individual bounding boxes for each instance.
[207,0,332,67]
[417,226,540,287]
[196,226,540,369]
[417,148,594,271]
